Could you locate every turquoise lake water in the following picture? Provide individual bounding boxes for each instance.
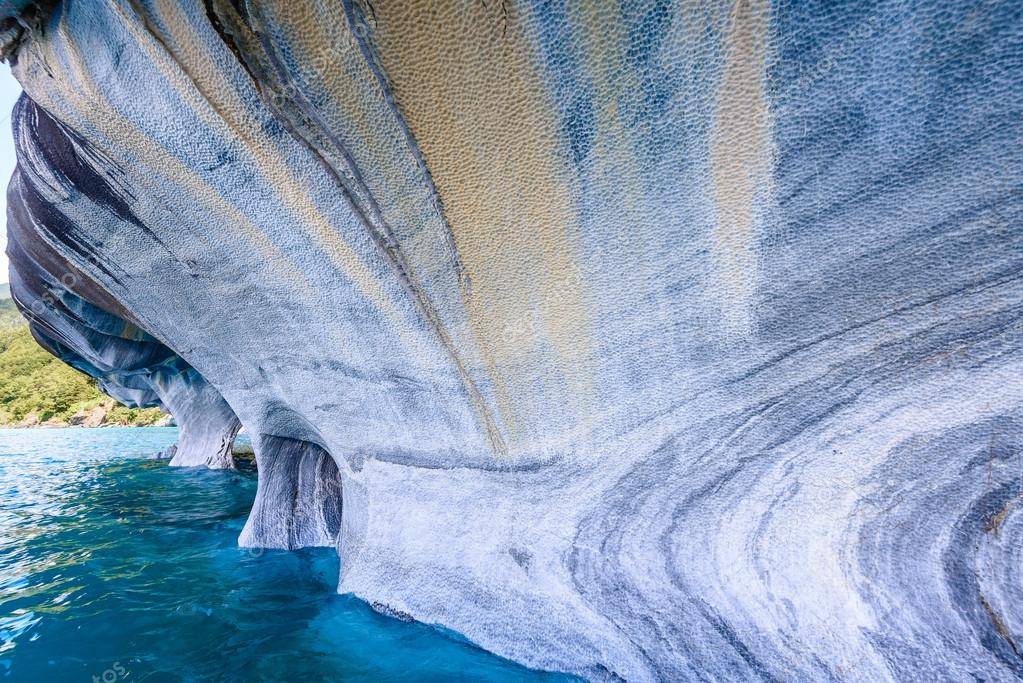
[0,428,570,681]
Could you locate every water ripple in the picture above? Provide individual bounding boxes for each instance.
[0,428,569,681]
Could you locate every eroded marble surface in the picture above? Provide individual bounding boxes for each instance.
[2,0,1021,679]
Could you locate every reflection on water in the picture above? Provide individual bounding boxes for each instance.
[0,428,569,681]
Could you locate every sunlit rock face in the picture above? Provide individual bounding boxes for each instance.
[2,0,1021,679]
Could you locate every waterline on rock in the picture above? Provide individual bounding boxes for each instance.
[0,427,573,681]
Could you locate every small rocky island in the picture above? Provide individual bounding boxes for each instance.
[1,1,1021,680]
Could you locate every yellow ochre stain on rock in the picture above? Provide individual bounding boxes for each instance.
[710,0,772,337]
[113,0,416,349]
[30,6,373,365]
[205,0,510,455]
[366,0,592,448]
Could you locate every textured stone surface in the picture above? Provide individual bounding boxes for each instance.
[5,97,240,465]
[2,0,1022,679]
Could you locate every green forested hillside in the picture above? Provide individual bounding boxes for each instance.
[0,295,22,330]
[0,298,166,426]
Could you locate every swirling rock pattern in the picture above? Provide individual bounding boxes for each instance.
[6,95,240,466]
[2,0,1021,679]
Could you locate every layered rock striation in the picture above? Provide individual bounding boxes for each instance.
[6,95,240,465]
[2,0,1022,679]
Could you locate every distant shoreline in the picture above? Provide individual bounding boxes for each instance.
[2,298,169,428]
[0,422,175,429]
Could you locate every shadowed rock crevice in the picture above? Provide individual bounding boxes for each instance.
[159,369,242,468]
[240,434,343,551]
